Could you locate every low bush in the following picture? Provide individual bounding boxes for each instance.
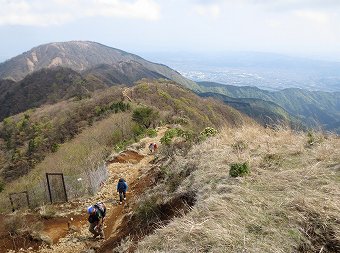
[146,128,157,138]
[261,153,282,169]
[0,180,4,192]
[135,195,162,225]
[199,127,218,140]
[307,131,315,146]
[229,162,250,177]
[232,140,248,153]
[132,107,159,128]
[5,215,27,234]
[160,128,179,145]
[39,205,57,219]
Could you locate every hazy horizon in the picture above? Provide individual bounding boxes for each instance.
[1,0,340,62]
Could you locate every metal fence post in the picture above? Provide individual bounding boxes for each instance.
[9,194,15,212]
[46,173,53,204]
[61,173,68,202]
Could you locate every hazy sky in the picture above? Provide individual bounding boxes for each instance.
[1,0,340,62]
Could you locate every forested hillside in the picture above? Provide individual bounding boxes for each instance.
[0,79,247,183]
[198,81,340,133]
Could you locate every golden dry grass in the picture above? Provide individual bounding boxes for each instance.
[135,125,340,252]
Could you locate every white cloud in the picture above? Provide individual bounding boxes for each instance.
[193,4,221,19]
[293,10,331,25]
[0,0,160,26]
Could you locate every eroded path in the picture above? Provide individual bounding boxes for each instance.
[33,127,167,253]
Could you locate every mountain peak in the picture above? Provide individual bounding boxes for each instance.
[0,41,198,90]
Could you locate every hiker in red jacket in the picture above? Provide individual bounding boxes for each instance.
[149,142,158,153]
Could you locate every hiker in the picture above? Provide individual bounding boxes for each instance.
[117,178,128,205]
[149,142,158,153]
[87,202,106,239]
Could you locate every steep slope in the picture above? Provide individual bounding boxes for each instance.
[133,126,340,252]
[198,81,340,133]
[199,92,303,129]
[0,41,199,90]
[83,61,167,86]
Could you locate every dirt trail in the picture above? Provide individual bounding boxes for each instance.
[32,127,167,253]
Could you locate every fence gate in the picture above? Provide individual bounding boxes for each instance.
[9,191,30,212]
[46,173,68,203]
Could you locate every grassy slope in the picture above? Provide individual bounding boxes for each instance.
[135,126,340,252]
[199,92,303,129]
[130,80,248,131]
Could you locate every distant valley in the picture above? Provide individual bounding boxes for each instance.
[143,52,340,92]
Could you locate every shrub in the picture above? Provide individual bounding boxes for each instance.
[146,128,157,138]
[51,143,60,153]
[232,140,248,153]
[167,172,183,192]
[307,131,315,146]
[111,129,123,143]
[132,123,145,137]
[199,127,218,141]
[229,162,250,177]
[39,205,57,219]
[0,180,4,192]
[261,153,282,169]
[172,117,189,125]
[132,107,159,128]
[135,195,161,224]
[5,215,27,234]
[160,129,179,145]
[95,106,102,116]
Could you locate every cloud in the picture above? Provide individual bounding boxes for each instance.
[193,3,221,18]
[293,10,331,25]
[241,0,340,12]
[0,0,160,26]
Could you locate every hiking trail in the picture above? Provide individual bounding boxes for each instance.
[4,127,167,253]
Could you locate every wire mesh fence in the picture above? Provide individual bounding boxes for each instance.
[9,191,30,212]
[2,163,108,212]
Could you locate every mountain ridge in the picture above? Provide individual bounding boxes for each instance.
[197,81,340,133]
[0,41,199,90]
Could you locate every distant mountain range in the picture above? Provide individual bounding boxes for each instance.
[197,82,340,133]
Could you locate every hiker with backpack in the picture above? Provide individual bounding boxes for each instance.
[87,202,106,239]
[149,142,158,153]
[117,178,128,205]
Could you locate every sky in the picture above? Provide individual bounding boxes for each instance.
[0,0,340,62]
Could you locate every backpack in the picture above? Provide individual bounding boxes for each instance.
[117,180,128,192]
[94,202,106,218]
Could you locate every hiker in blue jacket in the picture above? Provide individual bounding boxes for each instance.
[117,178,128,204]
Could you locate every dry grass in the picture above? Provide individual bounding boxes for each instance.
[135,125,340,252]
